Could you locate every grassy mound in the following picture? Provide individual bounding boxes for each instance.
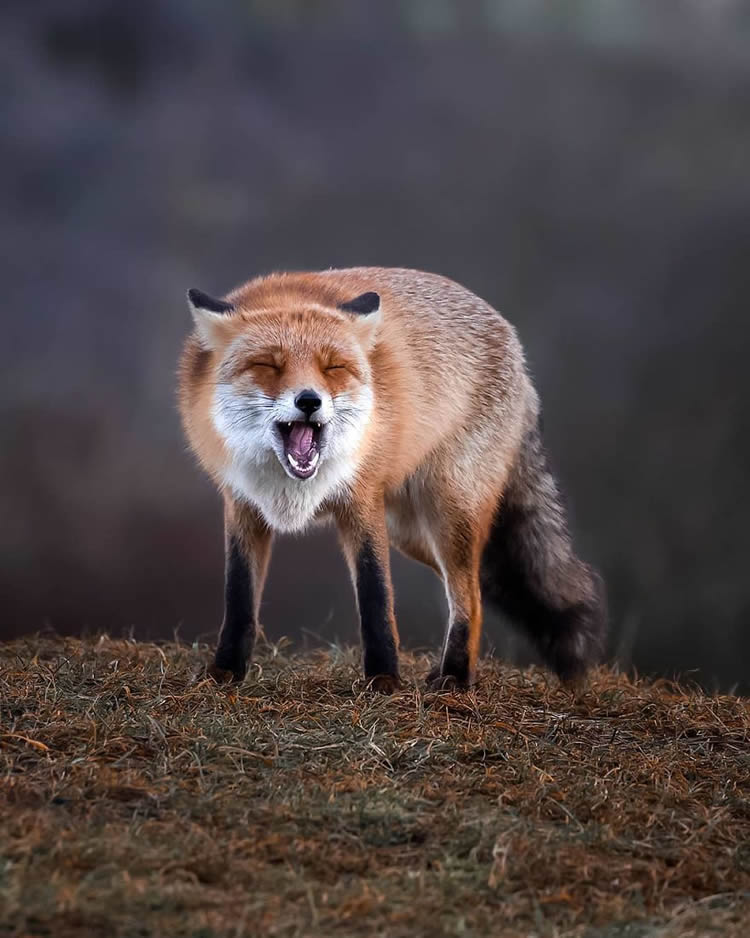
[1,635,749,937]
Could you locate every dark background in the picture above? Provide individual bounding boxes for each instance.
[2,1,749,692]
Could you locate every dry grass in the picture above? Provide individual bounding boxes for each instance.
[1,635,749,937]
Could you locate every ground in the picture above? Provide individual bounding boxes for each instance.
[1,636,748,937]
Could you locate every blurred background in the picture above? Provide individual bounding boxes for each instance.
[2,1,749,692]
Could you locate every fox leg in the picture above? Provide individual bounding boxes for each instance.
[209,498,273,683]
[337,498,400,692]
[427,511,492,690]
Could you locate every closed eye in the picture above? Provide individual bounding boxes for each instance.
[325,364,348,372]
[249,361,280,371]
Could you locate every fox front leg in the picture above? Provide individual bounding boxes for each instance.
[337,500,400,692]
[209,500,272,683]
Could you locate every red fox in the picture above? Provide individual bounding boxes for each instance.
[179,268,605,691]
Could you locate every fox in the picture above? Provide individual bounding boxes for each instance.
[178,267,606,691]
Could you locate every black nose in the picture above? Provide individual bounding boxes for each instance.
[294,389,322,417]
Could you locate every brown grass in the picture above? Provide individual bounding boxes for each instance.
[1,635,749,937]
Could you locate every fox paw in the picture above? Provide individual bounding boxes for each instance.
[366,674,401,695]
[425,666,474,692]
[206,655,247,685]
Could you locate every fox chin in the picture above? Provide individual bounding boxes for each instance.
[178,268,606,692]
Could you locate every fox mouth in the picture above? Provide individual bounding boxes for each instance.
[276,421,323,479]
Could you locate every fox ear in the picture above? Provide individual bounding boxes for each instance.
[338,292,380,316]
[338,291,381,349]
[187,288,235,349]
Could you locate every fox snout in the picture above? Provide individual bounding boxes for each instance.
[274,387,333,426]
[273,388,332,480]
[294,389,322,417]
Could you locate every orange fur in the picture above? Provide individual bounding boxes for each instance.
[179,267,605,688]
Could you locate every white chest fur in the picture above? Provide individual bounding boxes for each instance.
[221,457,353,533]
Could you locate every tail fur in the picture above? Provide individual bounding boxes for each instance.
[481,421,606,680]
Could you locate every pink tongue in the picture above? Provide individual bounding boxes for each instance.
[288,423,315,460]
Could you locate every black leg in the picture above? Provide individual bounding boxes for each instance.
[441,619,472,685]
[337,503,400,692]
[355,538,400,683]
[212,534,254,681]
[209,502,272,683]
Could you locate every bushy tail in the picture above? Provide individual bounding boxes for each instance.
[481,422,606,680]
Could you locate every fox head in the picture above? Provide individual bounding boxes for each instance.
[182,284,381,530]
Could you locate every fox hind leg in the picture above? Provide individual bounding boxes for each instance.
[424,505,494,690]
